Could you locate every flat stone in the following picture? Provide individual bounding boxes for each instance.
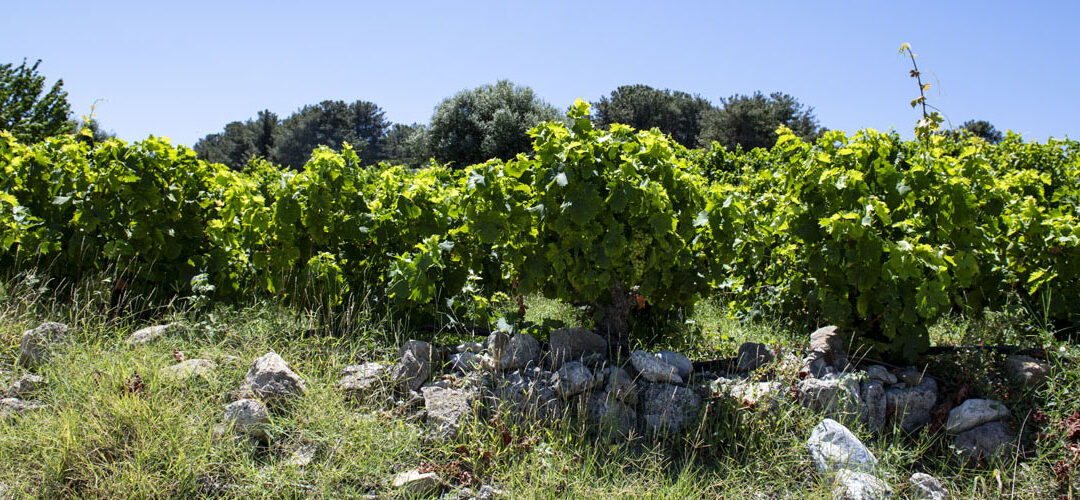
[1005,355,1049,387]
[497,333,541,371]
[711,377,783,410]
[797,374,861,420]
[860,379,886,433]
[222,399,269,439]
[339,363,387,397]
[126,322,183,345]
[833,469,892,500]
[885,377,938,432]
[801,325,848,378]
[18,322,70,367]
[422,386,475,436]
[548,327,607,369]
[284,443,317,467]
[401,340,433,364]
[630,350,682,384]
[0,397,45,418]
[945,399,1010,435]
[865,365,897,385]
[244,352,306,400]
[393,350,430,392]
[5,373,45,398]
[638,382,701,436]
[587,390,636,434]
[159,359,216,382]
[909,472,949,500]
[953,421,1015,460]
[486,369,562,423]
[657,351,692,380]
[554,361,595,398]
[736,342,774,372]
[450,352,481,373]
[391,469,441,496]
[806,418,877,474]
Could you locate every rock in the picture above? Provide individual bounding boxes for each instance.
[338,362,388,397]
[630,350,683,384]
[554,361,596,398]
[711,377,783,410]
[244,352,306,400]
[587,390,637,434]
[486,330,510,354]
[401,340,434,364]
[393,350,430,392]
[801,325,847,378]
[865,365,897,385]
[885,376,937,432]
[284,443,317,467]
[126,322,183,345]
[423,386,475,436]
[1005,355,1049,387]
[0,397,45,418]
[18,322,70,367]
[657,351,692,380]
[638,382,701,435]
[909,472,949,500]
[897,367,926,386]
[953,421,1015,460]
[221,399,269,439]
[797,374,861,420]
[159,359,216,382]
[487,369,562,422]
[604,367,638,405]
[477,484,503,500]
[806,418,877,474]
[833,469,892,500]
[392,469,441,496]
[860,379,886,433]
[548,327,607,369]
[736,342,774,372]
[455,341,485,354]
[496,333,541,371]
[450,352,481,373]
[5,373,45,398]
[945,399,1010,435]
[0,483,10,499]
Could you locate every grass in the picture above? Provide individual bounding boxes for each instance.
[0,274,1077,498]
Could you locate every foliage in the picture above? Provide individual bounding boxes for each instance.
[697,91,823,150]
[592,84,715,148]
[0,59,74,143]
[958,119,1004,144]
[273,100,389,169]
[426,80,560,167]
[194,109,279,169]
[381,123,429,167]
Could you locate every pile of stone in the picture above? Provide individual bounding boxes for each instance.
[215,351,307,441]
[0,322,68,418]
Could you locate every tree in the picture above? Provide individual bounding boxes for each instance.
[427,80,560,166]
[592,84,715,147]
[697,91,824,150]
[194,109,278,169]
[958,119,1003,144]
[382,123,429,167]
[0,59,74,143]
[273,100,388,169]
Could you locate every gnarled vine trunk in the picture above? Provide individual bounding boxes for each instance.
[594,283,636,359]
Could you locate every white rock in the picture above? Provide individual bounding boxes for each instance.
[244,352,306,400]
[5,373,45,398]
[284,444,317,467]
[497,333,541,370]
[126,322,183,345]
[909,472,949,500]
[806,418,877,474]
[455,341,485,354]
[945,399,1010,435]
[554,361,595,398]
[657,350,692,380]
[222,399,269,438]
[638,382,701,435]
[18,322,70,367]
[801,325,847,378]
[159,359,216,382]
[885,377,937,432]
[833,469,892,499]
[450,352,481,373]
[630,350,682,384]
[865,365,897,385]
[339,362,387,397]
[391,469,441,496]
[393,350,430,392]
[953,421,1015,460]
[422,386,475,436]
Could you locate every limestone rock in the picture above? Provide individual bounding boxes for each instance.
[638,382,701,436]
[657,351,692,380]
[865,365,897,385]
[711,377,783,410]
[487,369,562,422]
[736,342,774,372]
[339,362,387,397]
[953,421,1015,460]
[806,418,877,474]
[587,389,637,434]
[897,367,926,386]
[450,352,481,373]
[548,327,607,369]
[126,322,183,345]
[604,367,638,405]
[5,373,45,398]
[159,359,216,382]
[833,469,892,500]
[797,374,861,420]
[393,350,430,393]
[801,325,848,378]
[945,399,1010,435]
[0,397,45,418]
[18,322,70,367]
[860,379,886,433]
[554,361,595,398]
[455,341,485,354]
[630,350,682,384]
[422,386,475,436]
[1005,355,1049,387]
[244,352,306,400]
[222,399,269,439]
[284,443,317,467]
[909,472,949,500]
[401,340,433,364]
[392,469,442,496]
[885,377,937,432]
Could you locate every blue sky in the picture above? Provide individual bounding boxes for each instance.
[3,1,1077,147]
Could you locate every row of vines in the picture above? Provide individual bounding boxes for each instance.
[1,100,1078,360]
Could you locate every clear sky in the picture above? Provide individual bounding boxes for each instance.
[3,1,1077,147]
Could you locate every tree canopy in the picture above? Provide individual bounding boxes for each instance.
[958,119,1004,144]
[426,80,560,166]
[0,59,74,143]
[592,84,714,148]
[697,91,824,150]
